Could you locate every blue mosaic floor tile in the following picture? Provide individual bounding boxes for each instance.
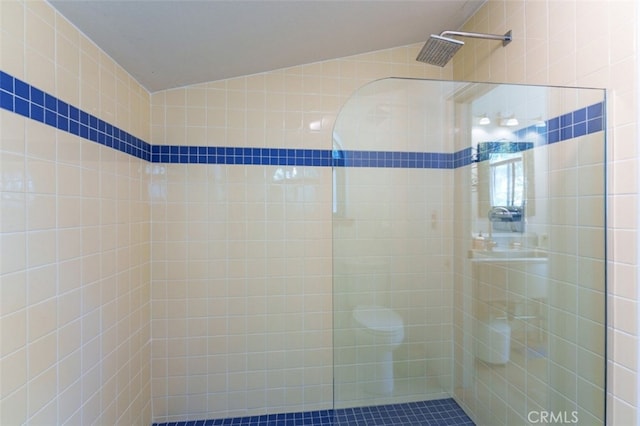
[152,398,474,426]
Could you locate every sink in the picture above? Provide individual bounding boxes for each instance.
[470,248,549,300]
[468,248,548,262]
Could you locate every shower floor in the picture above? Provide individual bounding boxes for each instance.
[152,398,474,425]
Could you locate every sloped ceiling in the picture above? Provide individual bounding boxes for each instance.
[49,0,485,92]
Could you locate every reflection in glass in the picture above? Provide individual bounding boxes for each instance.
[332,77,606,424]
[489,152,523,207]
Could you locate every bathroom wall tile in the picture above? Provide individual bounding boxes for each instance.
[611,328,637,374]
[455,2,628,422]
[1,231,26,275]
[1,1,621,425]
[28,331,57,381]
[0,2,152,424]
[610,159,637,196]
[0,383,27,425]
[603,260,633,303]
[1,28,26,80]
[611,362,637,407]
[578,377,605,423]
[25,8,54,60]
[1,0,24,39]
[27,367,57,419]
[0,347,27,399]
[25,49,56,96]
[55,25,80,71]
[0,308,27,359]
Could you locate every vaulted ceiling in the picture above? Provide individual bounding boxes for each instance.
[49,0,485,92]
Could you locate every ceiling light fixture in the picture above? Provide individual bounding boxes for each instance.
[499,115,518,127]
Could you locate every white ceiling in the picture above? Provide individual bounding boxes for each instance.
[48,0,485,93]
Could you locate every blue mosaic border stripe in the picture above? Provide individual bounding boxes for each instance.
[0,69,604,170]
[151,145,333,166]
[453,147,474,168]
[513,102,604,143]
[150,147,470,169]
[0,71,152,161]
[333,150,456,169]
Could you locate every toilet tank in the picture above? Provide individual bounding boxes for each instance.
[336,257,391,308]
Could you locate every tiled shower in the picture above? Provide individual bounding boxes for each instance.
[0,0,636,425]
[330,78,605,425]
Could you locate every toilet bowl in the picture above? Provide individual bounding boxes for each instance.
[351,305,404,395]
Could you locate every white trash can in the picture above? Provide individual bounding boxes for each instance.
[476,320,511,364]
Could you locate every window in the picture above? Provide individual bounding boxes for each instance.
[489,153,524,207]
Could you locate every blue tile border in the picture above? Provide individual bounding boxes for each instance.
[151,145,333,167]
[150,398,475,426]
[333,150,456,169]
[513,102,604,145]
[0,69,604,170]
[0,70,152,161]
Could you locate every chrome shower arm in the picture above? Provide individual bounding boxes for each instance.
[439,30,512,46]
[416,29,512,66]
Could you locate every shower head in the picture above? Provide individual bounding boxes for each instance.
[416,30,513,67]
[416,35,464,67]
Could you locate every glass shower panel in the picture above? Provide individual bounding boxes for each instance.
[332,78,464,409]
[332,78,606,423]
[456,84,606,425]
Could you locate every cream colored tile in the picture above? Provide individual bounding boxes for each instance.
[25,9,55,61]
[165,88,186,107]
[25,49,56,95]
[56,27,80,72]
[26,369,55,420]
[1,232,26,274]
[27,298,57,342]
[611,362,637,406]
[0,346,27,398]
[26,265,56,306]
[0,192,26,233]
[57,288,81,328]
[0,32,26,80]
[58,378,82,423]
[27,194,56,230]
[1,0,25,40]
[28,331,57,379]
[166,106,186,127]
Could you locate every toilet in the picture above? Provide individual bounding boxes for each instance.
[351,304,405,395]
[338,258,406,395]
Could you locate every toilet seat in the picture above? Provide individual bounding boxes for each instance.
[350,305,405,395]
[352,305,404,336]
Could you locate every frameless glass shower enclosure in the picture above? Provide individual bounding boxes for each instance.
[332,78,606,425]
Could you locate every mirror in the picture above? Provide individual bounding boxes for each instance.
[488,152,523,207]
[477,141,535,232]
[476,141,535,230]
[465,83,543,232]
